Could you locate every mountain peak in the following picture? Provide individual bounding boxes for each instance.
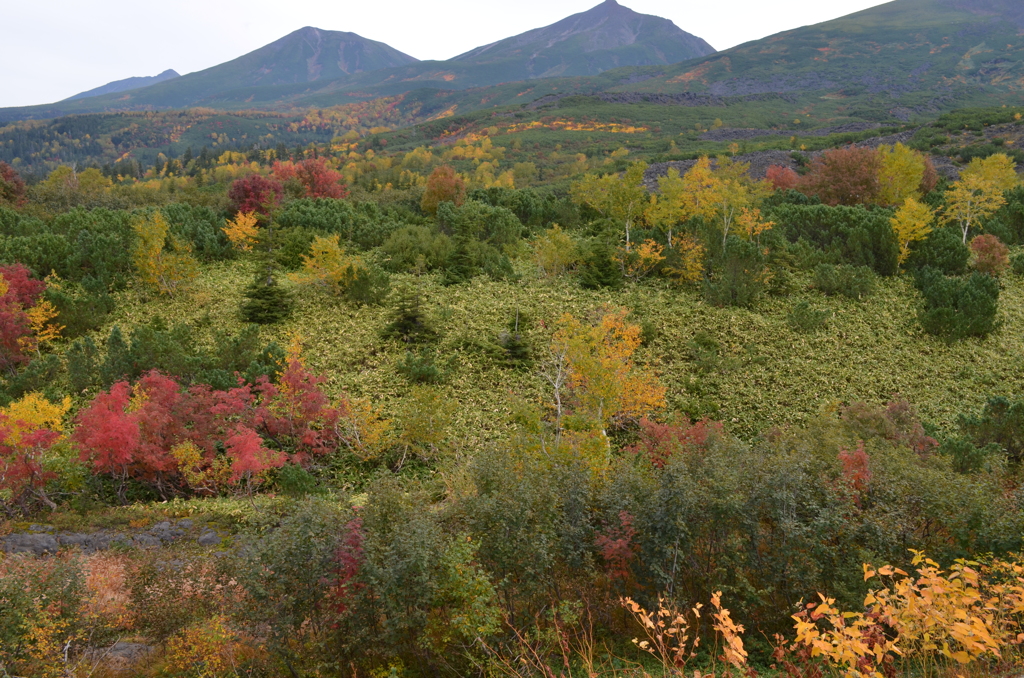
[452,0,714,76]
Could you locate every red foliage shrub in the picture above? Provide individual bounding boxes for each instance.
[420,165,466,215]
[0,162,26,206]
[969,233,1010,277]
[839,441,872,506]
[273,158,348,199]
[0,264,46,309]
[0,264,46,374]
[626,417,723,468]
[766,165,800,191]
[595,510,638,582]
[799,146,882,206]
[253,357,345,462]
[0,419,62,503]
[72,357,348,496]
[227,174,284,215]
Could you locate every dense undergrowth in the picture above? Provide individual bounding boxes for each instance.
[2,106,1024,677]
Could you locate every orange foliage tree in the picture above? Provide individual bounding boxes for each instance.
[420,165,466,215]
[547,307,666,437]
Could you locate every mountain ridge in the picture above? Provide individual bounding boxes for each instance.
[64,69,181,101]
[0,2,714,122]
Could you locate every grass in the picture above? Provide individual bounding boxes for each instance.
[93,250,1024,449]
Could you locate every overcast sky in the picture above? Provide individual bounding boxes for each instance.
[0,0,891,108]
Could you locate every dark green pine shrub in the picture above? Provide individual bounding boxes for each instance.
[770,203,899,275]
[957,396,1024,464]
[907,227,969,276]
[812,263,876,299]
[397,350,443,384]
[702,237,765,308]
[577,237,623,290]
[241,276,294,325]
[914,267,999,340]
[341,265,390,306]
[382,285,435,344]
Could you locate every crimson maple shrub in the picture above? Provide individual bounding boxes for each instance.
[228,174,284,215]
[274,158,348,199]
[766,164,800,191]
[799,146,883,206]
[72,355,347,498]
[969,233,1010,276]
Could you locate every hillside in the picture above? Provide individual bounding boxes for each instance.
[613,0,1024,119]
[64,69,181,101]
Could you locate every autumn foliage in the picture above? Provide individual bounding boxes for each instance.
[0,161,27,206]
[420,165,466,215]
[0,264,48,374]
[970,233,1010,276]
[227,174,284,215]
[800,146,884,206]
[273,158,348,199]
[72,347,349,496]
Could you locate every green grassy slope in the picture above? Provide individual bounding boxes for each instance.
[99,258,1024,447]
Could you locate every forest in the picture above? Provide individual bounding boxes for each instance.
[1,103,1024,678]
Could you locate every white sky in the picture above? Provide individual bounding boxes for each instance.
[0,0,892,108]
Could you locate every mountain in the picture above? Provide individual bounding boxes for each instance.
[451,0,714,78]
[604,0,1024,118]
[0,2,713,121]
[64,69,180,101]
[0,27,418,120]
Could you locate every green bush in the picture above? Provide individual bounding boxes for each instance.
[914,267,999,340]
[771,203,899,275]
[397,350,443,384]
[382,285,436,344]
[907,227,969,276]
[276,198,405,249]
[703,237,765,308]
[241,275,294,324]
[577,236,623,290]
[812,263,876,299]
[162,203,231,260]
[380,225,452,273]
[957,396,1024,464]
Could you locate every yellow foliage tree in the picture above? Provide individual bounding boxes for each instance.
[222,211,260,251]
[711,156,773,249]
[891,197,934,266]
[621,239,665,282]
[533,225,579,279]
[878,143,929,206]
[132,212,199,296]
[548,308,666,438]
[662,234,706,283]
[1,392,71,445]
[570,161,649,251]
[21,300,63,356]
[288,234,365,295]
[648,159,721,248]
[960,153,1019,192]
[943,173,1006,243]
